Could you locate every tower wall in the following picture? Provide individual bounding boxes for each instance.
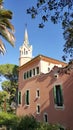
[19,57,32,66]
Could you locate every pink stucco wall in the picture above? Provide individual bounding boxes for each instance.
[17,66,73,130]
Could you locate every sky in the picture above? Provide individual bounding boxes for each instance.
[0,0,67,66]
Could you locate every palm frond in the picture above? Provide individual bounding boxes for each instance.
[0,9,13,19]
[0,39,6,54]
[0,0,15,55]
[0,0,3,3]
[0,25,15,46]
[0,18,14,32]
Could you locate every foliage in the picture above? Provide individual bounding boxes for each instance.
[27,0,73,61]
[0,91,8,112]
[1,81,11,91]
[0,113,66,130]
[0,64,18,113]
[0,0,15,54]
[0,64,18,81]
[2,80,17,102]
[17,115,65,130]
[37,122,63,130]
[0,112,19,130]
[17,115,38,130]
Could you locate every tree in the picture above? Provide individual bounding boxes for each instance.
[0,91,8,112]
[0,0,15,54]
[0,64,18,82]
[1,80,18,111]
[0,64,18,112]
[0,112,19,130]
[27,0,73,61]
[17,115,38,130]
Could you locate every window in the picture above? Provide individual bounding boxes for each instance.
[48,67,50,72]
[53,85,63,107]
[24,48,25,54]
[24,72,27,79]
[27,71,29,78]
[26,51,28,54]
[44,113,48,122]
[25,90,30,105]
[22,51,23,55]
[18,91,21,105]
[29,70,32,77]
[33,68,35,76]
[36,67,39,74]
[23,66,40,80]
[36,90,40,98]
[36,104,40,114]
[54,73,58,78]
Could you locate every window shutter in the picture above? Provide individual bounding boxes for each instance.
[26,90,29,105]
[53,86,57,105]
[60,85,63,106]
[18,91,21,104]
[53,85,64,107]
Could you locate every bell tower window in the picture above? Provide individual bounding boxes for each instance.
[24,48,25,54]
[26,51,28,54]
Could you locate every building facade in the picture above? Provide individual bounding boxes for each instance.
[16,28,73,130]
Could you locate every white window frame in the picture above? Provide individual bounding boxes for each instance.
[36,104,40,114]
[43,113,48,122]
[36,89,40,98]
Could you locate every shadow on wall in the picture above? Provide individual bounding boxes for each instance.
[34,70,73,130]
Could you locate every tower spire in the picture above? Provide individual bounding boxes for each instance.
[24,24,29,45]
[19,24,33,66]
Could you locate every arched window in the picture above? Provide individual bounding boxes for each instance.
[24,48,25,54]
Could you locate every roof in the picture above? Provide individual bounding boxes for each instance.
[19,54,67,70]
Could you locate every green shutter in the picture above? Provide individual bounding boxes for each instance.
[53,86,57,105]
[53,85,64,107]
[26,90,29,105]
[18,91,21,104]
[33,68,35,75]
[60,85,63,106]
[24,73,26,79]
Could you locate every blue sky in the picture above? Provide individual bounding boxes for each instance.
[0,0,67,66]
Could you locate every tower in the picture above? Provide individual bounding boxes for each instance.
[19,26,32,66]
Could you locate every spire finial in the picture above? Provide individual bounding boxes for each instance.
[24,24,29,45]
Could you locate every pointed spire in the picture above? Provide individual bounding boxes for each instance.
[19,24,33,66]
[24,24,29,45]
